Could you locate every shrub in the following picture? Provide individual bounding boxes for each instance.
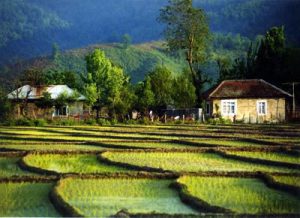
[125,119,138,125]
[15,118,34,126]
[206,117,232,125]
[110,118,118,126]
[52,119,78,126]
[137,117,151,125]
[97,118,111,126]
[33,119,47,127]
[84,118,97,125]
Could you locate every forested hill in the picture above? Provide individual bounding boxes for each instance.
[0,0,300,65]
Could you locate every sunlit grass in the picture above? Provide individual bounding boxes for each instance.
[227,151,300,164]
[0,182,60,217]
[178,176,300,214]
[272,175,300,187]
[23,153,131,173]
[102,151,300,173]
[0,156,35,177]
[0,143,105,151]
[57,178,197,217]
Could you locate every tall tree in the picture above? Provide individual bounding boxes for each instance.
[253,26,286,84]
[148,66,174,109]
[159,0,210,105]
[173,69,196,108]
[84,49,125,118]
[135,76,155,115]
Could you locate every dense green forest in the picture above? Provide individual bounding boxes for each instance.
[0,0,299,65]
[0,33,252,91]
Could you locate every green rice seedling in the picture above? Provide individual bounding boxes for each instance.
[0,156,35,177]
[272,175,300,187]
[23,153,131,173]
[0,182,60,216]
[227,151,300,164]
[57,178,198,217]
[102,151,300,173]
[178,176,300,214]
[99,141,195,149]
[0,143,105,151]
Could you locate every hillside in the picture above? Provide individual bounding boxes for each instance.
[0,35,251,91]
[0,0,299,65]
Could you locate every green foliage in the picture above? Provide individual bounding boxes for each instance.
[159,0,210,103]
[33,118,47,127]
[97,118,112,126]
[43,70,81,89]
[10,118,48,127]
[0,182,60,217]
[178,176,300,214]
[84,49,126,118]
[135,77,155,113]
[0,88,11,122]
[173,70,196,108]
[14,118,34,126]
[0,0,68,48]
[206,117,232,125]
[115,82,137,120]
[84,118,97,125]
[57,178,197,217]
[51,119,78,126]
[148,66,174,108]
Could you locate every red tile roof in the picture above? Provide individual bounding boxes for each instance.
[205,79,292,99]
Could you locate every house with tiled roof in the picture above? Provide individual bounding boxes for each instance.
[203,79,292,123]
[8,85,87,119]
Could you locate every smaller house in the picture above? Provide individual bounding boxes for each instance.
[7,85,87,119]
[204,79,292,123]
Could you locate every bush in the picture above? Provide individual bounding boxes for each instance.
[110,118,118,125]
[137,117,151,125]
[125,119,138,125]
[51,119,78,126]
[15,118,34,126]
[206,117,232,125]
[84,118,97,125]
[97,118,111,126]
[33,119,47,127]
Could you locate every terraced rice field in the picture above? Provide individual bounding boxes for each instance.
[272,175,300,187]
[0,182,60,217]
[23,153,130,174]
[102,151,300,173]
[178,176,300,214]
[0,124,299,216]
[56,178,197,217]
[227,151,300,165]
[0,156,34,177]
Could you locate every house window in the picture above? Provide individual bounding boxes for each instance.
[221,100,237,116]
[54,106,68,116]
[206,102,210,115]
[257,100,267,115]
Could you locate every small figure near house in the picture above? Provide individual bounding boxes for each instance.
[149,110,154,122]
